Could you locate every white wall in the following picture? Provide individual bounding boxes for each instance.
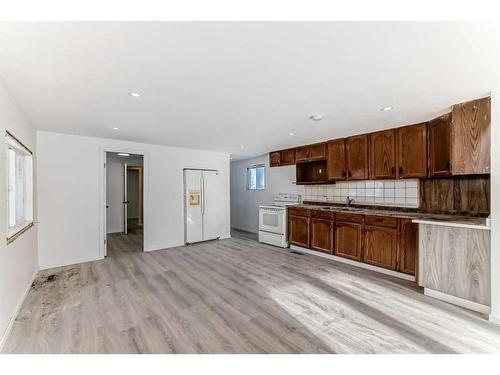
[230,154,304,233]
[490,88,499,323]
[0,81,38,347]
[37,131,230,270]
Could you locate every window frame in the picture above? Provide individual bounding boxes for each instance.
[5,131,34,244]
[246,164,266,191]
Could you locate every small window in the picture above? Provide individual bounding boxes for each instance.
[247,164,265,191]
[5,131,33,243]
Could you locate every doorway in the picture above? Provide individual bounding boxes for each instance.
[105,152,144,256]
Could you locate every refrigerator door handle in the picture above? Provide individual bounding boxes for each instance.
[201,174,205,216]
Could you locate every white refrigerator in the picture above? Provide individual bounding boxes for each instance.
[184,169,224,244]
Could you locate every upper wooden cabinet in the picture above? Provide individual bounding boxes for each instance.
[269,151,281,167]
[309,143,327,161]
[396,123,428,178]
[369,129,396,179]
[451,97,491,175]
[280,149,295,166]
[346,134,369,180]
[295,143,326,163]
[327,139,346,181]
[295,146,310,163]
[429,113,452,177]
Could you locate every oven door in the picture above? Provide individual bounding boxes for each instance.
[259,207,285,235]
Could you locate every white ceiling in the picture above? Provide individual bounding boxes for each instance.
[0,22,498,160]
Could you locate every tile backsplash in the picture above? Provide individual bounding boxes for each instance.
[304,179,420,208]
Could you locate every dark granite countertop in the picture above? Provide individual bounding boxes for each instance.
[290,203,490,229]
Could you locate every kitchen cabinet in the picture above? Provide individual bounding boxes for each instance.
[364,225,398,270]
[428,114,452,177]
[281,149,295,166]
[288,208,310,248]
[451,97,491,175]
[397,123,428,178]
[369,129,396,179]
[309,143,327,161]
[327,139,346,181]
[346,134,369,180]
[335,213,363,261]
[398,219,418,276]
[295,143,326,163]
[310,218,334,254]
[296,160,328,185]
[269,151,281,167]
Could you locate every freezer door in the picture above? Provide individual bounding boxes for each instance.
[201,170,223,241]
[184,170,203,243]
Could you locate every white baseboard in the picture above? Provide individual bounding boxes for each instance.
[290,245,416,282]
[424,288,491,315]
[0,268,38,352]
[489,314,500,325]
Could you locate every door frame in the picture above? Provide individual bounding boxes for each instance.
[100,148,147,258]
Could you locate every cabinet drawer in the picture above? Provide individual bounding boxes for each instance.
[364,215,397,228]
[311,209,334,220]
[335,212,364,224]
[288,207,311,217]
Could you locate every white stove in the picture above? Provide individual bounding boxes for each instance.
[258,194,301,248]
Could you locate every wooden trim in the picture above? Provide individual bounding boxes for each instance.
[7,222,34,244]
[5,130,33,155]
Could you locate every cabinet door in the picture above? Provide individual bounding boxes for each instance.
[289,215,310,248]
[281,149,295,165]
[370,129,396,179]
[398,219,418,276]
[335,222,362,261]
[364,225,397,270]
[346,134,369,180]
[397,123,428,178]
[451,97,491,175]
[327,139,346,181]
[310,218,333,254]
[269,152,281,167]
[295,146,310,163]
[429,114,452,177]
[309,143,326,161]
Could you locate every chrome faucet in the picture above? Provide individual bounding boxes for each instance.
[346,196,355,207]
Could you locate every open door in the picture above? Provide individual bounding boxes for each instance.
[123,163,129,234]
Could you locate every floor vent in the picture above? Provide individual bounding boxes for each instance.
[46,274,56,282]
[291,251,303,255]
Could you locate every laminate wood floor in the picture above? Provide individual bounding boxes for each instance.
[3,229,500,353]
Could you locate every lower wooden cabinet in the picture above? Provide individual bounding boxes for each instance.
[363,225,398,270]
[310,218,334,254]
[288,209,419,277]
[289,215,310,248]
[335,221,363,261]
[398,219,418,275]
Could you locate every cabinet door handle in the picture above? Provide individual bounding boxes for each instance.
[398,166,403,175]
[391,166,395,175]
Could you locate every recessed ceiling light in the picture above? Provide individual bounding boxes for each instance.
[309,114,324,121]
[118,153,130,157]
[289,132,295,136]
[129,92,141,98]
[381,106,393,111]
[112,127,119,130]
[240,145,245,149]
